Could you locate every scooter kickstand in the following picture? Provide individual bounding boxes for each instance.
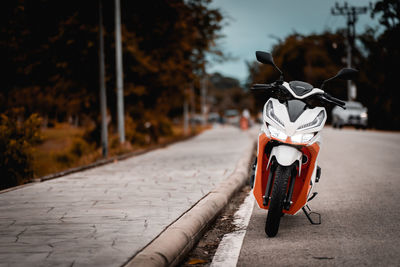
[302,204,321,225]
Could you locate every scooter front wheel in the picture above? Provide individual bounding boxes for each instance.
[265,165,291,237]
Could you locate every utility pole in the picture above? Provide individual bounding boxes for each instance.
[115,0,125,143]
[331,1,370,101]
[183,94,189,135]
[190,83,195,128]
[98,0,108,157]
[201,75,207,126]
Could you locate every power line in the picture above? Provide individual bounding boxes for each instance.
[331,2,371,47]
[331,1,372,100]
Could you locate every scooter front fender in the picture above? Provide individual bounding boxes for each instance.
[268,145,302,168]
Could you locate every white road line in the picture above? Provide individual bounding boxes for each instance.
[210,191,255,267]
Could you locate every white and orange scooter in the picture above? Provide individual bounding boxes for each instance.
[250,51,357,237]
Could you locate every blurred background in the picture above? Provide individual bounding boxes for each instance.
[0,0,399,189]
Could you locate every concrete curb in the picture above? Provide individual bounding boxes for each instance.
[124,137,256,267]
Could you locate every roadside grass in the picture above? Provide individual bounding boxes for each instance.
[32,123,90,177]
[32,123,208,178]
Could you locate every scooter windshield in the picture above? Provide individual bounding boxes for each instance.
[288,81,314,97]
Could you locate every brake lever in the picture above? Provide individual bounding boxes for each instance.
[315,94,343,109]
[324,93,346,106]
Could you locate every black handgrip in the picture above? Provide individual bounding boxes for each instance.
[252,84,269,88]
[251,83,274,90]
[324,93,346,107]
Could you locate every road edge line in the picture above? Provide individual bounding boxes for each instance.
[210,191,255,267]
[124,138,256,267]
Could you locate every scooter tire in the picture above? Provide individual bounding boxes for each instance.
[265,165,291,237]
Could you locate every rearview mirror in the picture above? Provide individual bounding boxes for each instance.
[321,68,358,89]
[255,51,283,78]
[256,51,274,65]
[335,68,358,80]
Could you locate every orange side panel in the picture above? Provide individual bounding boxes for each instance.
[253,134,320,215]
[284,143,320,214]
[253,133,271,210]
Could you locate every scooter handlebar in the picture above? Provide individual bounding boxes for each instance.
[251,82,346,109]
[323,93,346,109]
[251,83,275,90]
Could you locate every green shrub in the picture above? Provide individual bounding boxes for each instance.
[53,152,74,166]
[125,114,173,146]
[53,137,92,167]
[0,111,42,190]
[110,135,121,149]
[157,117,173,136]
[125,116,147,145]
[83,124,101,147]
[70,137,91,157]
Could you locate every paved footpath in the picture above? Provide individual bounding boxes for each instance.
[0,126,254,267]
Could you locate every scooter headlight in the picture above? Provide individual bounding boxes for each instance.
[291,132,315,143]
[268,125,287,140]
[297,110,325,131]
[265,101,284,128]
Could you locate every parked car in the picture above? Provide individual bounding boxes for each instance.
[207,112,221,123]
[189,114,205,125]
[224,109,240,126]
[332,101,368,129]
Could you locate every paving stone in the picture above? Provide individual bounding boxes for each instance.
[0,126,254,266]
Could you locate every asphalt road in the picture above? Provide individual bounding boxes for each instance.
[237,128,400,266]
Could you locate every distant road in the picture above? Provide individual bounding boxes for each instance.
[237,128,400,266]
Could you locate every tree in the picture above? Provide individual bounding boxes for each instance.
[0,0,224,139]
[357,0,400,129]
[0,110,42,189]
[208,73,252,114]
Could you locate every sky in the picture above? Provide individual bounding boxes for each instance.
[207,0,380,83]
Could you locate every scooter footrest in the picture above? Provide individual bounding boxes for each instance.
[316,166,321,183]
[307,192,318,202]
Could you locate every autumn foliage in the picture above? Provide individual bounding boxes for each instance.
[0,0,223,127]
[0,110,42,189]
[0,0,224,188]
